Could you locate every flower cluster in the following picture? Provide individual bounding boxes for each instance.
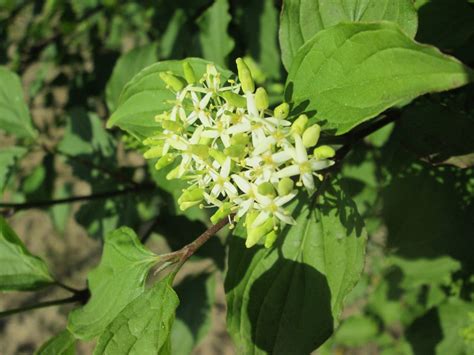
[142,59,335,248]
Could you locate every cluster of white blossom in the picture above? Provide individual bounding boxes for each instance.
[142,59,335,248]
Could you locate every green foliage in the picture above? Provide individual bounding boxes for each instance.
[0,146,26,192]
[0,216,53,291]
[67,227,157,339]
[36,330,76,355]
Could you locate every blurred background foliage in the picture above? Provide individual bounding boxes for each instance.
[0,0,474,354]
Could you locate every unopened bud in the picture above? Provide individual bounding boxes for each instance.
[143,145,164,159]
[264,230,278,248]
[230,133,249,146]
[159,72,186,92]
[277,177,294,196]
[302,124,321,148]
[274,103,290,119]
[257,182,276,197]
[291,114,308,135]
[209,149,226,165]
[210,202,232,224]
[155,154,175,170]
[313,145,335,160]
[246,218,273,248]
[189,144,209,159]
[255,88,269,111]
[182,62,196,84]
[162,120,183,133]
[178,187,204,210]
[236,58,255,93]
[224,144,247,159]
[166,166,181,180]
[220,91,246,108]
[244,210,259,228]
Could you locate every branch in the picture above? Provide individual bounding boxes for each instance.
[0,184,154,216]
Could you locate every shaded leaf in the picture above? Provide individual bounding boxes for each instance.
[68,227,157,339]
[35,329,76,355]
[0,216,53,291]
[279,0,418,70]
[225,181,367,354]
[106,43,158,112]
[286,22,473,135]
[0,66,37,139]
[197,0,234,67]
[107,58,232,140]
[94,274,179,355]
[0,146,27,192]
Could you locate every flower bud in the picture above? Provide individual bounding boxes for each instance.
[313,145,335,160]
[277,177,294,196]
[236,58,255,93]
[210,202,232,224]
[274,103,290,119]
[209,149,226,165]
[182,62,197,84]
[230,133,250,146]
[255,88,269,111]
[189,144,209,159]
[162,120,183,133]
[155,154,175,170]
[264,230,278,248]
[291,114,308,135]
[224,144,247,159]
[166,165,181,180]
[143,145,163,159]
[220,91,246,108]
[178,187,204,210]
[246,218,274,248]
[302,124,321,148]
[258,182,276,197]
[244,209,259,228]
[159,72,186,92]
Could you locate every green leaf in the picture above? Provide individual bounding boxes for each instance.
[0,216,53,291]
[94,274,179,355]
[107,58,233,140]
[333,315,379,347]
[67,227,157,339]
[35,329,76,355]
[0,146,27,192]
[171,272,216,354]
[0,66,37,139]
[286,22,473,135]
[106,43,158,112]
[279,0,418,70]
[197,0,234,67]
[225,181,367,354]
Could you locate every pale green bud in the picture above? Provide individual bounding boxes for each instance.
[236,57,255,93]
[274,102,290,119]
[159,72,186,91]
[209,149,226,165]
[189,144,209,159]
[224,144,247,159]
[277,177,294,196]
[155,154,175,170]
[244,209,259,228]
[257,182,276,197]
[182,62,197,84]
[302,124,321,148]
[178,187,203,210]
[264,230,278,249]
[313,145,335,160]
[291,114,308,135]
[255,88,269,111]
[143,145,164,159]
[246,218,274,248]
[230,133,250,146]
[162,120,183,133]
[166,165,181,180]
[220,91,246,108]
[210,202,232,224]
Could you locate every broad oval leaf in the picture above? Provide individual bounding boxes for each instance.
[67,227,157,339]
[36,329,76,355]
[225,181,367,354]
[285,22,473,135]
[0,66,37,139]
[107,58,233,140]
[94,274,179,355]
[279,0,418,70]
[0,216,53,291]
[106,44,158,113]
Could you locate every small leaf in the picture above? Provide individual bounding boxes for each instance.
[0,146,27,192]
[0,66,37,139]
[0,216,54,291]
[279,0,418,70]
[94,274,179,355]
[225,181,367,354]
[107,58,232,140]
[286,22,473,135]
[35,329,76,355]
[106,44,158,112]
[197,0,234,67]
[67,227,157,339]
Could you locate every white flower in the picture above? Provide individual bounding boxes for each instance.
[252,191,297,227]
[208,157,237,198]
